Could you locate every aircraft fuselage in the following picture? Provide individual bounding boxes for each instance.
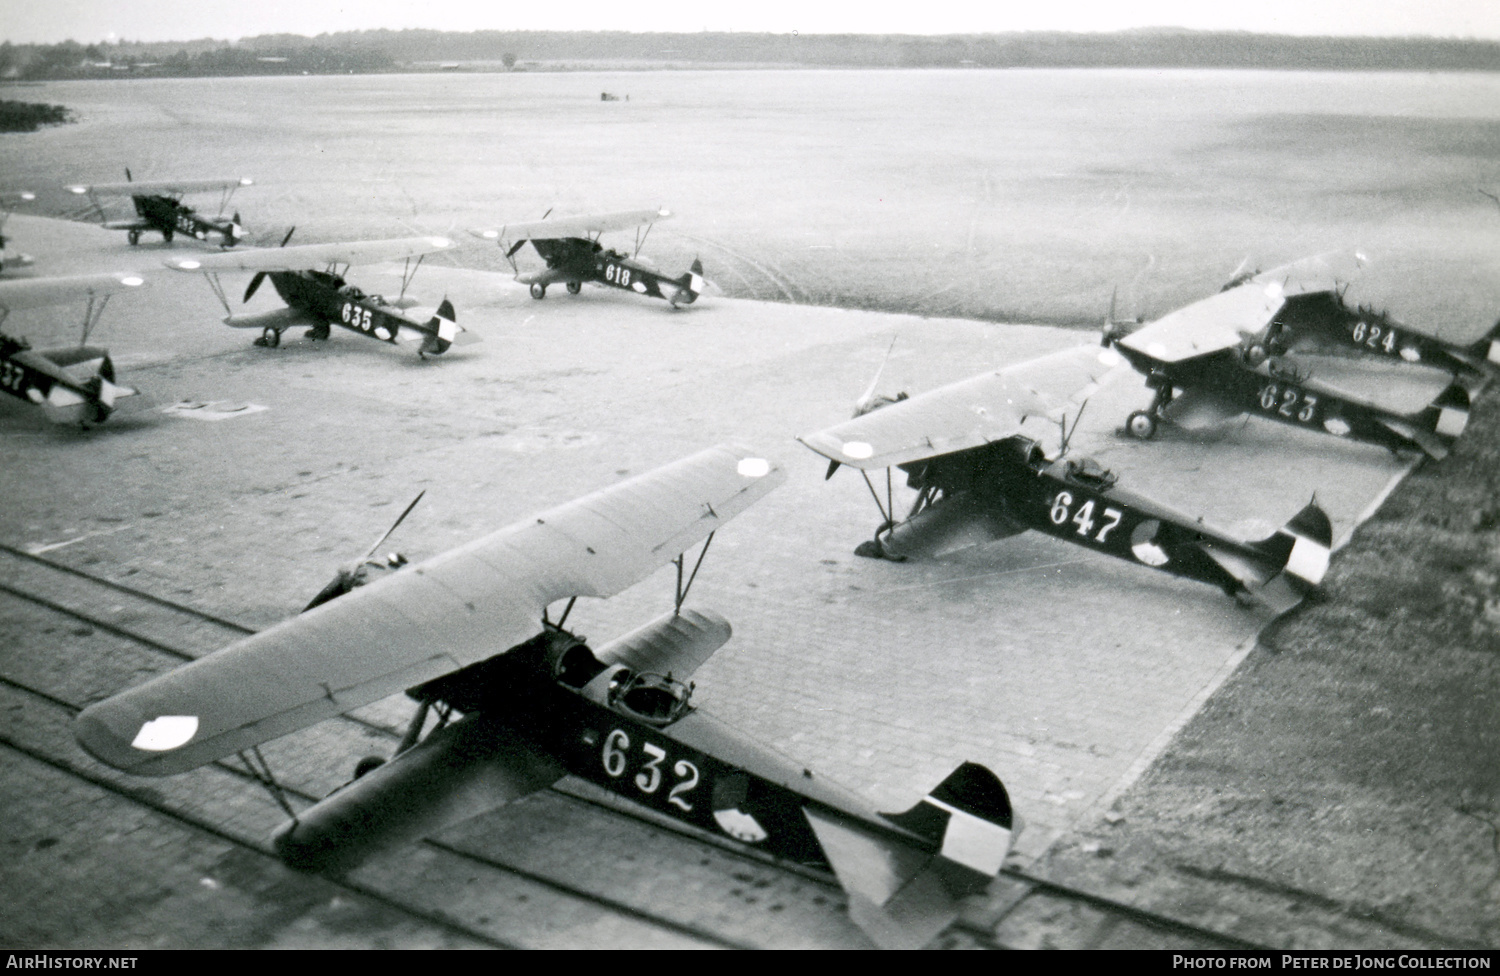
[528,237,699,305]
[1272,292,1500,380]
[0,334,119,426]
[130,195,236,246]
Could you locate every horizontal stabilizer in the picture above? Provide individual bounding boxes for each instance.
[1380,380,1470,459]
[1161,386,1244,430]
[882,762,1016,875]
[591,608,731,682]
[1202,500,1332,611]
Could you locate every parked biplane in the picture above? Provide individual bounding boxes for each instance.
[477,208,706,308]
[75,445,1018,949]
[166,234,468,356]
[800,345,1333,612]
[0,272,146,426]
[67,170,251,247]
[1,191,36,271]
[1103,254,1473,459]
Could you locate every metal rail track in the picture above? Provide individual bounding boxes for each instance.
[0,544,1268,950]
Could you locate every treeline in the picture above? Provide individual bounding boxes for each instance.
[0,40,394,79]
[3,30,1498,78]
[0,99,70,132]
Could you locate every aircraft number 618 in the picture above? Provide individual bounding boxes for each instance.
[1257,382,1319,423]
[602,728,699,811]
[603,264,633,287]
[1049,492,1124,544]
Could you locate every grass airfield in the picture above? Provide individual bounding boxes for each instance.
[0,69,1497,949]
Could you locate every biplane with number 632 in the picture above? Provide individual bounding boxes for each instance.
[67,171,252,247]
[76,445,1019,949]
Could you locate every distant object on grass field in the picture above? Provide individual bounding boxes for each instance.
[0,100,71,133]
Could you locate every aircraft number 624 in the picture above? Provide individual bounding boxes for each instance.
[1351,321,1400,355]
[1049,492,1124,543]
[602,728,699,811]
[1257,382,1319,423]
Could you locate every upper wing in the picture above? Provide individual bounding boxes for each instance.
[798,344,1126,470]
[477,208,671,243]
[164,236,453,273]
[74,444,785,777]
[1118,280,1286,364]
[67,178,253,197]
[1251,250,1366,297]
[0,272,148,312]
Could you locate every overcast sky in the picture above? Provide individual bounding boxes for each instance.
[2,0,1497,44]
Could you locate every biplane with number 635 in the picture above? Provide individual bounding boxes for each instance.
[76,445,1019,949]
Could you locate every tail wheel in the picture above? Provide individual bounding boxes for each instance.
[1126,410,1158,440]
[566,281,582,295]
[353,756,386,780]
[127,230,140,246]
[530,282,547,300]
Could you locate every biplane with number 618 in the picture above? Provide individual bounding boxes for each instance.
[166,233,470,357]
[476,209,707,308]
[0,272,146,427]
[75,445,1019,949]
[800,345,1334,612]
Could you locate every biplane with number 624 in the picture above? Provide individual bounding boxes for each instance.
[166,234,471,357]
[75,445,1019,949]
[477,209,707,308]
[800,344,1334,612]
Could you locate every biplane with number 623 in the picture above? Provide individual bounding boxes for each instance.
[76,445,1019,949]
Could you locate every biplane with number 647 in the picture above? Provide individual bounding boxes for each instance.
[76,445,1019,949]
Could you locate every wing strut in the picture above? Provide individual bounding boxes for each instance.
[238,745,298,821]
[633,218,656,258]
[79,294,113,346]
[673,532,715,615]
[859,469,894,528]
[397,255,426,304]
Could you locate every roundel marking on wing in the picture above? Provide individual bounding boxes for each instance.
[131,715,199,752]
[737,457,771,478]
[174,260,201,270]
[119,275,145,287]
[714,807,769,843]
[842,441,874,460]
[1098,347,1123,367]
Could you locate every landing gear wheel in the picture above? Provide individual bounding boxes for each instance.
[530,282,547,300]
[127,230,140,246]
[1242,343,1268,367]
[353,756,386,780]
[1126,410,1158,440]
[566,280,582,295]
[255,327,281,349]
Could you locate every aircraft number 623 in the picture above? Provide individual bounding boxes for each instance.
[1049,492,1124,544]
[602,728,699,811]
[1257,382,1319,423]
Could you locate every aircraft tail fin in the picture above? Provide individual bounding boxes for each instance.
[1238,499,1334,613]
[419,299,462,355]
[804,762,1017,948]
[1462,319,1500,370]
[1380,380,1470,460]
[671,259,707,306]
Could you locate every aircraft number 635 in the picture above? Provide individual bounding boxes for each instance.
[0,359,27,394]
[602,728,699,811]
[1257,382,1319,423]
[1048,491,1124,544]
[603,264,633,287]
[340,302,377,332]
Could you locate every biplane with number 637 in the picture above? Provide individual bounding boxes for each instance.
[76,445,1019,949]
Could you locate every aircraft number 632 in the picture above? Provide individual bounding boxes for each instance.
[0,359,28,394]
[1257,382,1319,423]
[603,264,633,287]
[1048,491,1124,544]
[601,728,699,811]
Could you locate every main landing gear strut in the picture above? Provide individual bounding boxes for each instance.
[1126,378,1174,440]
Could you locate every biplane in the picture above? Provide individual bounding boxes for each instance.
[800,345,1333,612]
[0,191,36,271]
[1103,254,1473,459]
[166,234,468,356]
[0,272,146,426]
[67,170,251,247]
[75,445,1018,949]
[477,208,706,308]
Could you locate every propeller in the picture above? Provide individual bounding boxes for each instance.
[124,167,132,182]
[303,491,425,613]
[244,272,266,303]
